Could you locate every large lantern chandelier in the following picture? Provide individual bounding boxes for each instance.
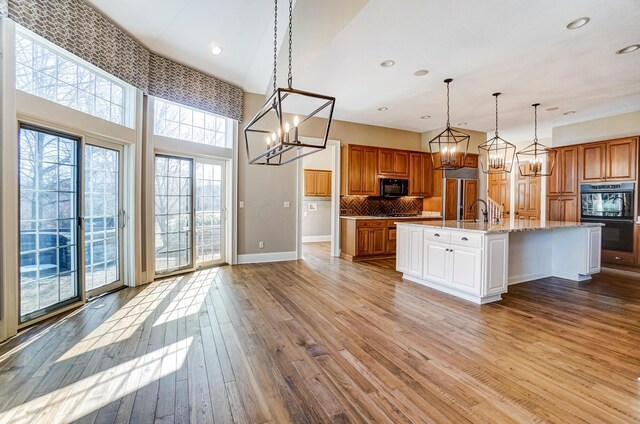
[244,0,335,165]
[478,93,516,174]
[516,103,557,177]
[429,78,470,171]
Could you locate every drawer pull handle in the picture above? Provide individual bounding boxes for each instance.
[434,233,440,237]
[461,237,468,241]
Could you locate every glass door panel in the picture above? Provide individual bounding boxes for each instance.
[84,144,122,294]
[196,161,225,265]
[19,126,80,322]
[155,156,193,274]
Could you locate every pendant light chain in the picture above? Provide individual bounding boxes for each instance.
[446,80,451,127]
[533,104,539,156]
[495,95,499,136]
[287,0,293,88]
[272,0,278,94]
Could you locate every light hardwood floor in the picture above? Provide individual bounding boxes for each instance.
[1,242,639,423]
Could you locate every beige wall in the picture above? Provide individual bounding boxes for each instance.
[237,92,422,255]
[552,110,640,146]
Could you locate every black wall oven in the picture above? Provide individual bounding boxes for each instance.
[580,183,635,252]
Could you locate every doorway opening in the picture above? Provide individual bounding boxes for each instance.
[297,139,340,260]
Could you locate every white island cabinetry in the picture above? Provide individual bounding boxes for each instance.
[396,220,602,304]
[397,226,508,304]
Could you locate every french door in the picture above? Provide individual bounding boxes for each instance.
[154,155,226,276]
[18,125,125,323]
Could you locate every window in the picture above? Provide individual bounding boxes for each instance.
[15,29,130,127]
[154,98,231,148]
[195,162,225,264]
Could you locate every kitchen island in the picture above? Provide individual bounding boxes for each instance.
[396,219,603,304]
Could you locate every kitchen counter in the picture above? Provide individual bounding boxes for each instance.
[396,220,603,304]
[340,215,443,220]
[396,219,604,234]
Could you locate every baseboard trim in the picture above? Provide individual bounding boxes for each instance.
[508,271,551,285]
[302,235,331,243]
[236,251,297,264]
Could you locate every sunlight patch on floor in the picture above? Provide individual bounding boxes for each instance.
[1,337,193,424]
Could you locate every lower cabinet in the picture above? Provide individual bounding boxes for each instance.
[398,225,508,303]
[357,227,386,255]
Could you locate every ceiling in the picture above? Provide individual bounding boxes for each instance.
[86,0,640,141]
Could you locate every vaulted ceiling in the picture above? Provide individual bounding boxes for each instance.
[86,0,640,140]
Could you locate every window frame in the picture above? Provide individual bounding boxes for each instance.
[14,25,136,129]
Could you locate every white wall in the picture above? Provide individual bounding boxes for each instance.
[552,110,640,146]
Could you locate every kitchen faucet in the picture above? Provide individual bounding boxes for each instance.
[468,199,488,223]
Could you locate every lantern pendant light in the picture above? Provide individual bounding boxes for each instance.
[516,103,557,177]
[244,0,336,166]
[429,79,470,171]
[478,93,516,174]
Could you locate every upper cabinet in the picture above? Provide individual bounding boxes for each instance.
[378,149,409,177]
[304,169,331,197]
[341,145,378,195]
[408,152,433,196]
[548,146,578,195]
[579,137,637,182]
[464,154,479,168]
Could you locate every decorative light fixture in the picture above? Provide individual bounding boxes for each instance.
[516,103,557,177]
[478,93,516,174]
[244,0,335,165]
[429,78,470,170]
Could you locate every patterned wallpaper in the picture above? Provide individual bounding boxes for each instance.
[7,0,244,121]
[340,196,423,216]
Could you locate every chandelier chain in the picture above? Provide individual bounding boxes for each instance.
[272,0,278,94]
[495,95,499,136]
[446,81,451,126]
[288,0,293,88]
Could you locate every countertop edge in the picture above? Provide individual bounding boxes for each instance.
[395,220,605,234]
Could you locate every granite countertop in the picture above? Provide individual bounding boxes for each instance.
[340,215,443,220]
[395,219,604,234]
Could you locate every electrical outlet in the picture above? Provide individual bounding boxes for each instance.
[283,201,290,208]
[239,201,244,208]
[259,241,264,249]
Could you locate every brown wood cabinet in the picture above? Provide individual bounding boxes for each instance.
[464,154,479,168]
[445,179,458,220]
[579,137,637,182]
[548,146,578,196]
[378,149,409,177]
[303,169,331,197]
[341,145,378,195]
[488,171,510,217]
[408,152,433,196]
[463,180,478,220]
[515,164,541,220]
[548,196,578,222]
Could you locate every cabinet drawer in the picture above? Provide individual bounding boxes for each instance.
[388,228,396,241]
[601,251,635,266]
[424,228,450,243]
[450,232,483,248]
[356,220,386,228]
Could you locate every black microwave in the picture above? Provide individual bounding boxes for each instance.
[380,178,409,197]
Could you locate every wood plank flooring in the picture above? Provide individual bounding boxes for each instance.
[1,242,639,423]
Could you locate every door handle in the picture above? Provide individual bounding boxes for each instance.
[461,237,468,241]
[434,233,440,237]
[119,209,127,229]
[77,216,85,229]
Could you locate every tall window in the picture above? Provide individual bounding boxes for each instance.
[154,99,231,148]
[196,162,224,264]
[15,28,131,127]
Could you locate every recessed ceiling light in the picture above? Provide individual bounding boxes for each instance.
[563,110,576,115]
[566,17,590,30]
[211,45,223,55]
[546,106,559,111]
[378,107,388,111]
[414,69,429,76]
[380,60,395,67]
[457,122,467,126]
[420,115,431,120]
[616,44,640,54]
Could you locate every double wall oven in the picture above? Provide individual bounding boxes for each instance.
[580,183,635,253]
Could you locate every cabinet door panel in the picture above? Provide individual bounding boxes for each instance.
[316,171,331,196]
[548,197,562,221]
[356,228,370,255]
[396,226,409,271]
[463,180,478,221]
[378,149,394,175]
[304,170,317,196]
[371,228,387,254]
[562,146,578,194]
[445,179,458,220]
[421,154,433,196]
[548,149,562,195]
[394,151,409,177]
[408,153,423,196]
[580,143,606,182]
[607,139,636,181]
[450,247,481,294]
[588,228,602,274]
[424,242,448,284]
[348,146,363,194]
[407,228,423,276]
[363,148,378,195]
[563,197,578,222]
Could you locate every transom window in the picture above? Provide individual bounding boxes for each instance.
[15,28,131,127]
[154,98,232,148]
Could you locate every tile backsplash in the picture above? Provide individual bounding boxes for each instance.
[340,196,423,216]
